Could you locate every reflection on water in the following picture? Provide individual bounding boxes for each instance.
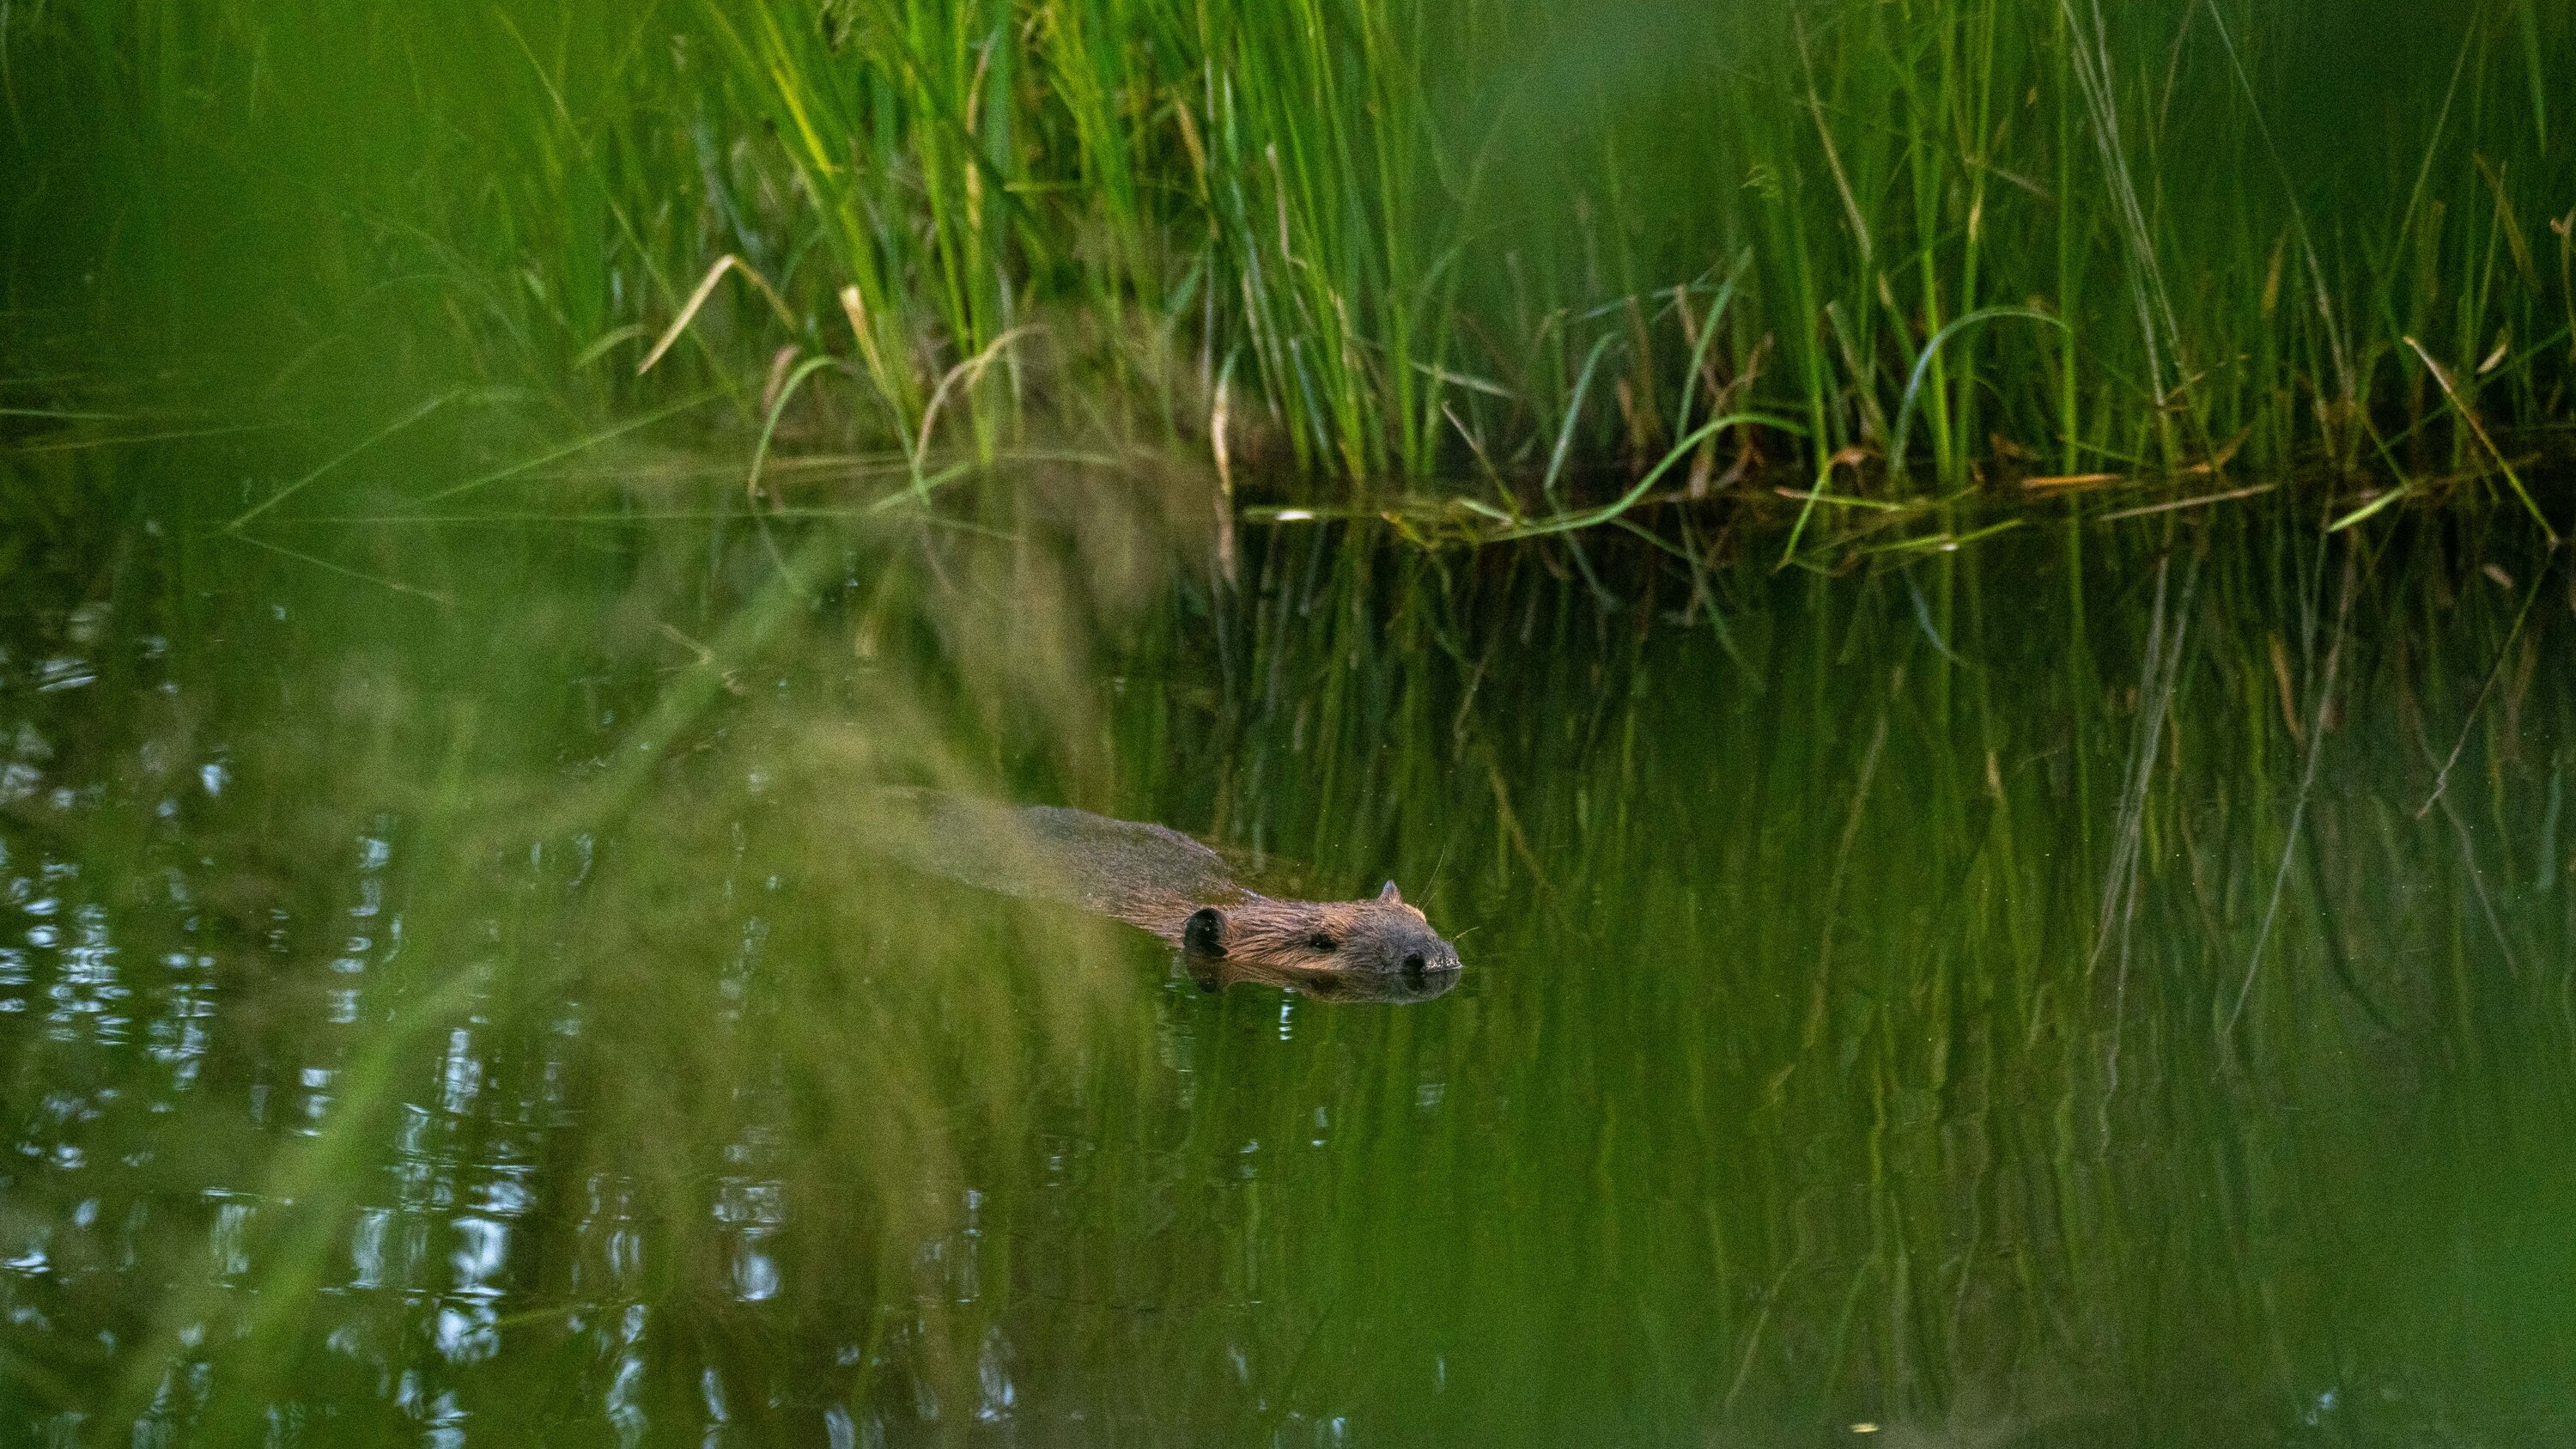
[2,451,2573,1445]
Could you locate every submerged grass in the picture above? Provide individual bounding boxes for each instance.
[6,0,2575,508]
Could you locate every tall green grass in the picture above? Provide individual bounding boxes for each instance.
[6,0,2575,501]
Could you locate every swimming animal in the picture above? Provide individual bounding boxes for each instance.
[866,788,1461,1002]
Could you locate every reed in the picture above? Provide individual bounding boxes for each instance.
[8,0,2573,511]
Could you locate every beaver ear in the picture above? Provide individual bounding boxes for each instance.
[1377,880,1402,905]
[1182,907,1229,959]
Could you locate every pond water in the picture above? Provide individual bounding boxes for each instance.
[3,436,2573,1446]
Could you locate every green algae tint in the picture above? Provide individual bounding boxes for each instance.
[4,452,2575,1446]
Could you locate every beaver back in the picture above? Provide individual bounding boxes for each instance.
[869,789,1247,940]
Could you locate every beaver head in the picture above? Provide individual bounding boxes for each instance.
[1181,881,1461,1002]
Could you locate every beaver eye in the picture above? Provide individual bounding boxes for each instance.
[1307,933,1336,953]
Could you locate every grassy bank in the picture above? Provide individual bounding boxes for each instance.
[7,0,2576,508]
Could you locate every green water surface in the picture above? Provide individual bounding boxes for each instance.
[3,445,2573,1446]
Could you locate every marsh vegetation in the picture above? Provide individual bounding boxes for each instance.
[9,0,2574,505]
[5,0,2576,1444]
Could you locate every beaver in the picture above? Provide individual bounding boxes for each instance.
[867,788,1462,1002]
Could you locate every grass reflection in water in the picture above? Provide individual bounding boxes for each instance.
[2,463,2573,1446]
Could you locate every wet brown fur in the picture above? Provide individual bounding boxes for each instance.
[866,788,1461,1000]
[1181,895,1446,992]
